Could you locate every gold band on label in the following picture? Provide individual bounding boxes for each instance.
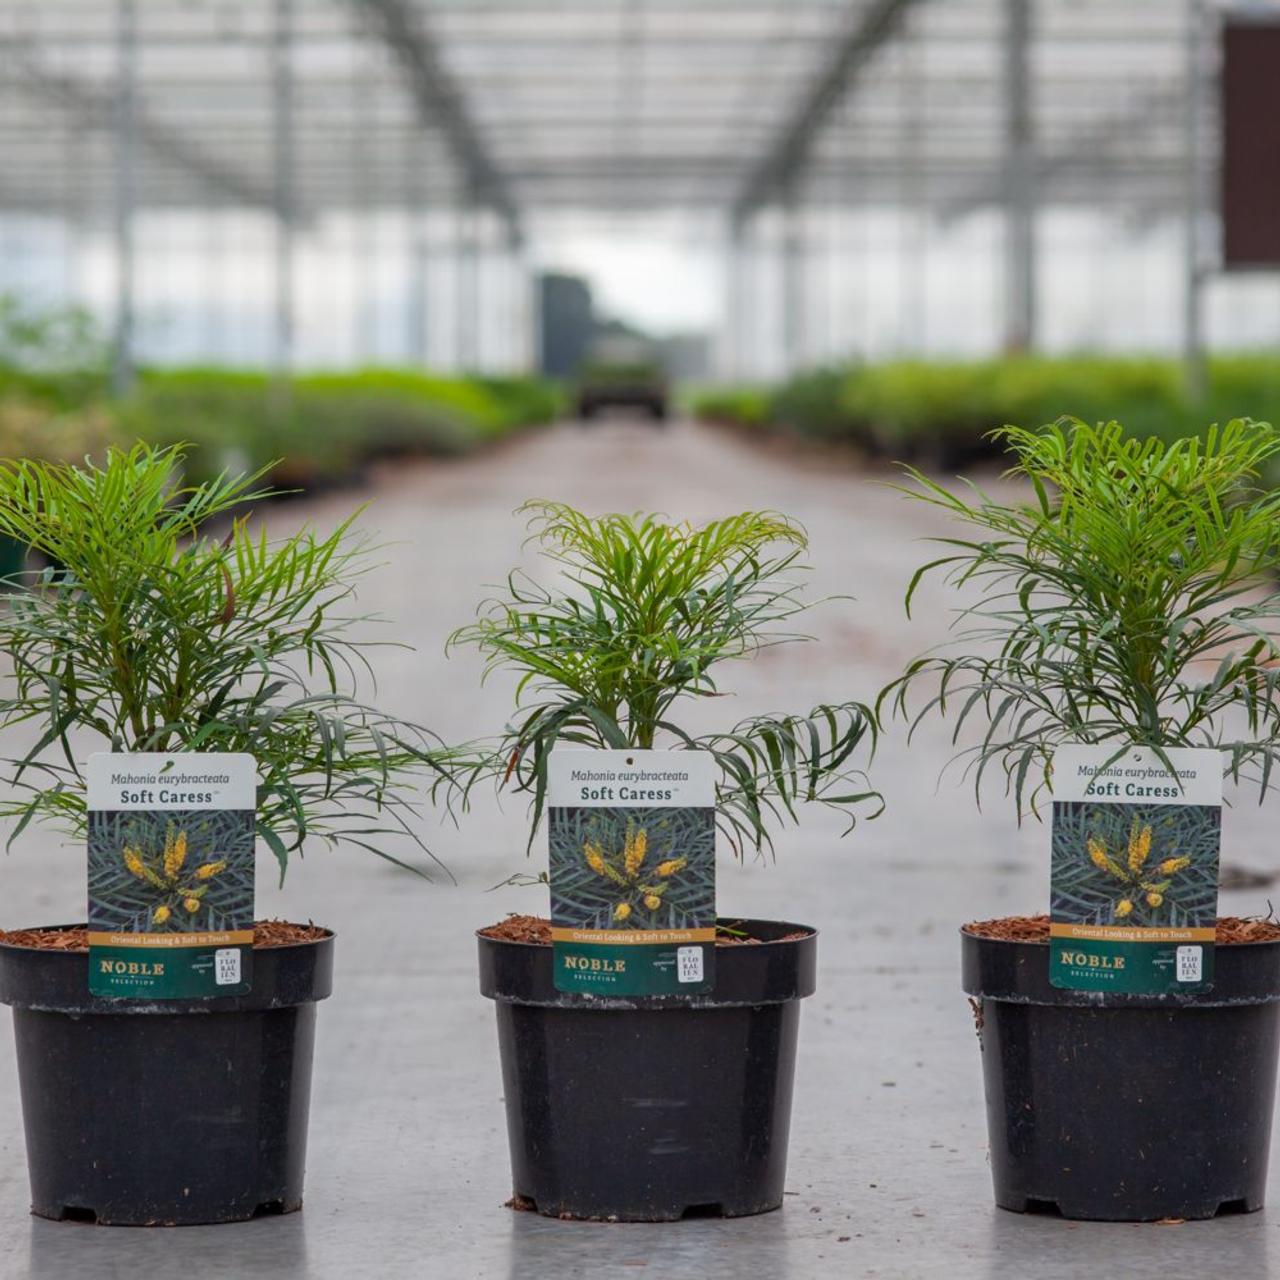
[551,926,715,946]
[1049,922,1216,944]
[87,930,254,949]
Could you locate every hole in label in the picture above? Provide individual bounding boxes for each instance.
[626,756,634,765]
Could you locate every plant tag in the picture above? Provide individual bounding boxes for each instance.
[1049,745,1222,994]
[87,753,256,999]
[549,750,715,996]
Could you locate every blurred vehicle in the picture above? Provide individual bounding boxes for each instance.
[575,337,669,422]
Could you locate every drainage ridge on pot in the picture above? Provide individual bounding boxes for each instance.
[962,926,1280,1222]
[0,925,335,1227]
[479,917,816,1222]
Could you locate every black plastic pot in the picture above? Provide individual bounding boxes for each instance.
[478,917,816,1221]
[0,924,334,1226]
[963,926,1280,1221]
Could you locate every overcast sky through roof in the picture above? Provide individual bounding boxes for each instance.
[3,0,1280,374]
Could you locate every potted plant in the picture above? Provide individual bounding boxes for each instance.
[883,417,1280,1221]
[0,444,441,1226]
[447,501,880,1221]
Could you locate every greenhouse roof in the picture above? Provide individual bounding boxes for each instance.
[0,0,1244,233]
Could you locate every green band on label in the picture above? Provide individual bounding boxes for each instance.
[89,943,252,999]
[554,940,714,996]
[1050,935,1213,994]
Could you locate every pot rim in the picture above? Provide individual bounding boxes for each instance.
[478,915,818,1009]
[0,922,336,1014]
[958,919,1280,949]
[961,920,1280,1008]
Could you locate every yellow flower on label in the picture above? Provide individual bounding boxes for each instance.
[1127,822,1152,874]
[1159,856,1191,876]
[584,841,607,877]
[1146,892,1164,908]
[195,860,226,881]
[643,894,661,910]
[163,828,187,880]
[1087,837,1126,881]
[1115,899,1133,919]
[613,902,631,922]
[123,845,166,889]
[623,824,648,877]
[183,897,201,914]
[152,905,171,925]
[655,857,687,878]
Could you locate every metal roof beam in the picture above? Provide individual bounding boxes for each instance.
[731,0,921,221]
[354,0,522,244]
[2,43,282,212]
[940,80,1185,222]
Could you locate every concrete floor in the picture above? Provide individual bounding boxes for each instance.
[0,418,1278,1279]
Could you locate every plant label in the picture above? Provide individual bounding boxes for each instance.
[548,750,715,996]
[87,752,256,999]
[1049,744,1222,994]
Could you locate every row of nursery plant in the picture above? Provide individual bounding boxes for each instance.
[691,354,1280,467]
[0,295,561,485]
[0,291,563,465]
[0,365,562,488]
[123,366,563,488]
[3,420,1280,1229]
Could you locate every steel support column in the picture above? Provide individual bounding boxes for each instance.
[1183,0,1207,401]
[739,220,758,378]
[723,219,745,379]
[203,201,225,360]
[272,0,295,378]
[506,241,530,372]
[1003,0,1035,353]
[61,115,87,307]
[839,88,863,359]
[351,72,376,363]
[522,244,540,375]
[782,194,805,374]
[111,0,137,398]
[899,34,925,353]
[406,132,429,365]
[456,204,479,371]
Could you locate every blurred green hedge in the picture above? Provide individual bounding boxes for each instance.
[0,361,562,490]
[0,295,563,484]
[692,355,1280,468]
[683,384,772,428]
[118,366,563,487]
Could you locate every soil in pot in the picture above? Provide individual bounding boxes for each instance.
[0,920,330,951]
[963,913,1280,944]
[478,913,810,945]
[963,913,1280,1221]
